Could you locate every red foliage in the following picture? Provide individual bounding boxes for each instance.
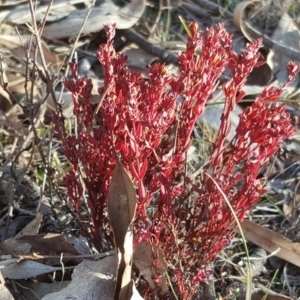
[54,22,300,298]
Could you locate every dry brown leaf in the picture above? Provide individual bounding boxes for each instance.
[124,46,155,73]
[4,0,76,24]
[0,283,14,300]
[64,233,92,255]
[108,161,137,248]
[233,1,260,42]
[266,13,300,96]
[283,201,294,221]
[232,1,273,87]
[0,233,80,265]
[0,114,24,129]
[5,72,32,95]
[0,238,31,256]
[0,269,5,284]
[0,34,60,68]
[42,0,146,39]
[133,241,168,292]
[108,160,137,300]
[252,290,292,300]
[233,2,300,72]
[0,33,59,100]
[42,257,116,300]
[240,220,300,267]
[0,62,12,111]
[19,281,70,300]
[14,210,43,239]
[19,234,80,256]
[0,260,65,280]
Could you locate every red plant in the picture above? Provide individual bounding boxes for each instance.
[54,22,300,299]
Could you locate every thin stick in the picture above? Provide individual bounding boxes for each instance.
[57,0,96,105]
[88,82,113,134]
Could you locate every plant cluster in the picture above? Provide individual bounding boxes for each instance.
[54,22,300,298]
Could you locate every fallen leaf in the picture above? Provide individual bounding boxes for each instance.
[64,233,92,255]
[252,289,292,300]
[42,256,116,300]
[0,260,67,280]
[108,161,137,300]
[240,220,300,268]
[14,210,43,238]
[0,233,80,265]
[124,46,155,73]
[233,0,261,42]
[0,62,12,111]
[0,238,31,256]
[0,284,14,300]
[0,34,60,68]
[19,281,70,300]
[133,241,167,291]
[3,1,76,24]
[267,13,300,96]
[46,85,101,118]
[42,0,146,39]
[22,234,79,255]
